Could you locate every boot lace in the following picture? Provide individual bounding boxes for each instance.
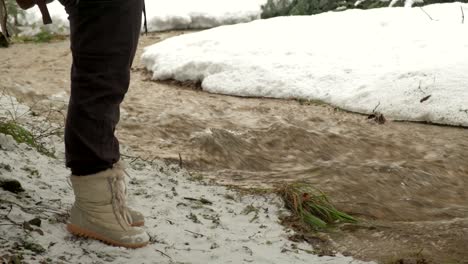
[108,162,133,230]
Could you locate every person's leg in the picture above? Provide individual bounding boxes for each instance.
[62,0,148,248]
[65,0,142,176]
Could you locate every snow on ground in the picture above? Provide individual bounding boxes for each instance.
[20,0,266,35]
[0,95,371,263]
[142,3,468,127]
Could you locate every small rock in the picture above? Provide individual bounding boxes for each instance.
[23,241,46,254]
[0,163,12,172]
[28,217,42,227]
[0,179,25,194]
[210,243,220,249]
[22,222,35,231]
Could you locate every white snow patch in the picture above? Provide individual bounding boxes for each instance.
[142,3,468,127]
[20,0,266,35]
[0,96,372,263]
[0,94,29,119]
[145,0,266,32]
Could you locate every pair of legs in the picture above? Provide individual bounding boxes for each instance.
[64,0,142,176]
[62,0,149,248]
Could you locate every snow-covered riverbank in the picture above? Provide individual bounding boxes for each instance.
[142,3,468,126]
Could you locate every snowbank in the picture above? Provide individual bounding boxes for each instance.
[145,0,266,32]
[20,0,266,35]
[0,96,370,263]
[142,3,468,127]
[19,1,70,36]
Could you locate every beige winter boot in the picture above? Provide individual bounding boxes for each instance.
[128,208,145,227]
[113,161,145,227]
[67,165,149,248]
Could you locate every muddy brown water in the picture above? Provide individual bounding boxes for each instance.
[1,32,467,263]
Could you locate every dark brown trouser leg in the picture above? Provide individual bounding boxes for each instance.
[63,0,143,176]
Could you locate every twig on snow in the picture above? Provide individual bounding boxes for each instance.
[372,101,381,113]
[420,95,431,103]
[368,101,386,124]
[121,154,160,165]
[154,249,172,260]
[461,6,465,24]
[184,229,205,238]
[0,205,21,226]
[419,7,435,21]
[0,198,65,216]
[183,197,213,205]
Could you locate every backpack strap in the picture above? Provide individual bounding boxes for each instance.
[36,0,52,24]
[15,0,52,24]
[0,0,10,44]
[142,0,147,34]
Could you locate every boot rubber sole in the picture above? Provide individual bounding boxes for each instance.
[67,224,149,249]
[131,221,144,227]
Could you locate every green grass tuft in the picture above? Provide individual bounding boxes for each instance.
[278,182,357,229]
[11,30,67,44]
[0,120,54,157]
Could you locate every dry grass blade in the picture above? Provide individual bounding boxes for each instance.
[277,182,357,229]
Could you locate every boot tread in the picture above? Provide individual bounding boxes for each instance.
[67,223,149,249]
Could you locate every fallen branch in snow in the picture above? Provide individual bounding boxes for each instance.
[372,101,381,113]
[154,249,172,260]
[184,229,206,238]
[368,113,386,124]
[420,95,431,103]
[461,6,465,24]
[0,204,22,227]
[0,199,35,213]
[183,197,213,205]
[121,153,161,165]
[416,79,433,103]
[0,198,67,219]
[419,7,435,21]
[367,101,386,124]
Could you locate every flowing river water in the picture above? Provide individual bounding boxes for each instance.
[1,32,467,263]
